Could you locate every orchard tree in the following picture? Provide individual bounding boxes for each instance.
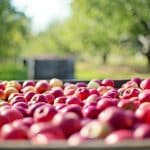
[0,0,30,60]
[67,0,121,64]
[73,0,150,66]
[120,0,150,66]
[53,0,149,65]
[27,0,150,66]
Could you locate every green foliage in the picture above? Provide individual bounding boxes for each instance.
[0,0,30,59]
[22,0,150,66]
[71,0,150,53]
[0,62,27,80]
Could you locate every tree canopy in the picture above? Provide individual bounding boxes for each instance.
[69,0,150,63]
[0,0,30,59]
[15,0,150,66]
[35,0,149,65]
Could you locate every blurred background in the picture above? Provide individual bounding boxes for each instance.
[0,0,150,80]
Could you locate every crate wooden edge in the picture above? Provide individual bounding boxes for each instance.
[0,139,150,150]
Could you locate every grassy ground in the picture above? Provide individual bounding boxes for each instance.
[75,62,150,80]
[75,54,150,80]
[0,62,27,80]
[0,54,149,80]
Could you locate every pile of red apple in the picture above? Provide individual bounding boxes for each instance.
[1,77,150,145]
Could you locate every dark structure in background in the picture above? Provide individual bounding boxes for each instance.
[24,57,75,80]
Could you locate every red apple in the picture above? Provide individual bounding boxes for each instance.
[89,89,100,96]
[82,105,99,119]
[76,82,87,87]
[20,117,34,128]
[0,123,28,140]
[31,132,64,145]
[98,107,133,130]
[101,79,114,87]
[50,87,64,98]
[129,97,140,110]
[64,83,77,96]
[64,83,77,91]
[64,88,76,96]
[60,104,83,118]
[21,86,35,93]
[126,110,139,125]
[24,91,36,102]
[134,124,150,139]
[52,112,81,138]
[33,105,57,122]
[85,94,100,105]
[138,102,150,109]
[0,114,9,128]
[35,80,50,93]
[9,95,26,105]
[140,78,150,89]
[29,122,65,138]
[138,89,150,103]
[12,117,34,129]
[0,105,12,112]
[80,120,112,139]
[68,132,89,146]
[103,89,119,98]
[105,129,133,144]
[8,93,22,102]
[54,96,67,106]
[29,94,48,105]
[0,108,23,122]
[22,80,36,88]
[118,99,136,111]
[66,96,81,105]
[81,118,92,127]
[1,81,8,87]
[135,107,150,124]
[43,93,55,104]
[131,77,142,86]
[83,101,97,108]
[28,102,47,116]
[120,88,140,99]
[97,86,112,95]
[0,83,5,90]
[55,104,67,111]
[74,87,90,101]
[97,98,118,112]
[12,101,28,109]
[13,102,28,117]
[122,81,138,89]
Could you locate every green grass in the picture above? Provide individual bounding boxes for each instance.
[0,54,150,81]
[75,63,150,80]
[0,62,28,80]
[75,54,150,80]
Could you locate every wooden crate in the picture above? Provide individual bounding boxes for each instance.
[0,79,149,150]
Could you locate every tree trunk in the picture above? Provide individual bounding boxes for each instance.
[147,56,150,67]
[145,52,150,68]
[138,35,150,68]
[102,51,108,65]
